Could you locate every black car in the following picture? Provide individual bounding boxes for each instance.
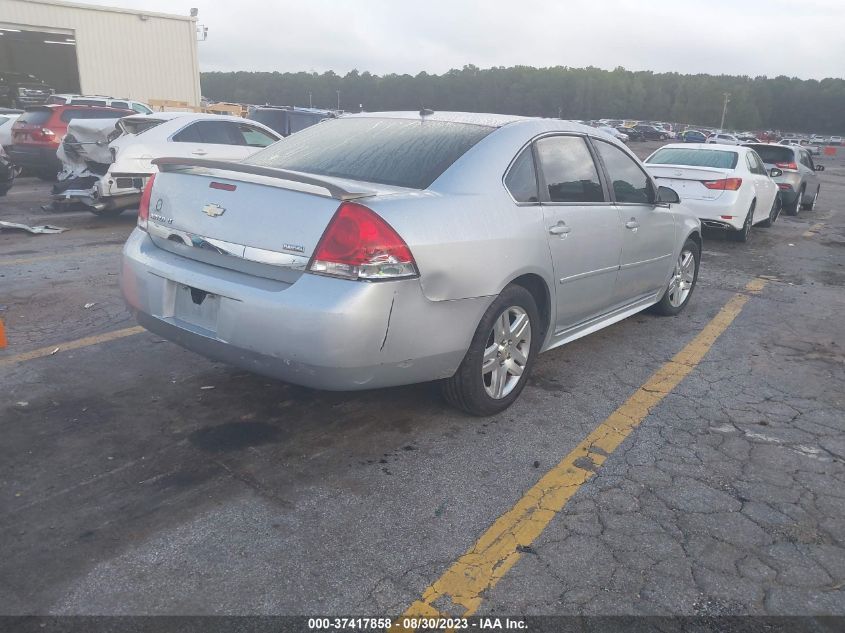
[633,124,669,141]
[0,72,54,109]
[0,152,15,196]
[247,106,335,137]
[617,126,645,141]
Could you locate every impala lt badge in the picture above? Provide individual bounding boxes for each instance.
[202,203,226,218]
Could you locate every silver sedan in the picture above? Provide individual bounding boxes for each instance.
[121,112,702,415]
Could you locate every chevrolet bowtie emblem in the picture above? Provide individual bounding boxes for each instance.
[202,203,226,218]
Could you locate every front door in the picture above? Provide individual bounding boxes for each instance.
[534,135,624,330]
[593,139,675,303]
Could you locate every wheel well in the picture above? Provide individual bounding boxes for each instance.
[509,274,551,340]
[687,231,702,251]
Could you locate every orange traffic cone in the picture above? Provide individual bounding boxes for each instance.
[0,319,6,349]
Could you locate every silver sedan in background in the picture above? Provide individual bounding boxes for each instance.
[122,112,702,415]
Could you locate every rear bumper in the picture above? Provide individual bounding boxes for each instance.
[121,229,491,390]
[679,195,746,230]
[6,144,60,172]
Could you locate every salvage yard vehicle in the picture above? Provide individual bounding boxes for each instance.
[0,112,21,150]
[122,111,701,415]
[706,132,741,145]
[598,125,628,142]
[46,94,154,114]
[828,135,842,145]
[0,72,53,109]
[681,130,707,143]
[744,143,823,214]
[645,143,779,241]
[632,124,669,140]
[55,112,281,215]
[0,149,15,195]
[7,104,133,180]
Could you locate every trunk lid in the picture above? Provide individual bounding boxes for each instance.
[146,161,400,283]
[646,164,731,200]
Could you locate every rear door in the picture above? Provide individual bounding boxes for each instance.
[798,149,818,202]
[171,120,278,160]
[745,150,777,222]
[593,139,676,304]
[533,135,624,330]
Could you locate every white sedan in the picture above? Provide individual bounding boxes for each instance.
[706,132,740,145]
[56,112,282,215]
[598,125,628,142]
[644,143,780,242]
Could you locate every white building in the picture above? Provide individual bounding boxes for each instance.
[0,0,201,106]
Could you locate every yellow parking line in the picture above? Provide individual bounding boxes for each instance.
[0,326,144,367]
[803,223,824,238]
[396,279,765,625]
[1,244,122,266]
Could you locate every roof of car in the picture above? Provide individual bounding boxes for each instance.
[343,111,531,128]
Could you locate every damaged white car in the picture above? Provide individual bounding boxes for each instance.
[53,113,282,216]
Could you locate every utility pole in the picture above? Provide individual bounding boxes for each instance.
[336,90,341,111]
[719,92,730,130]
[308,91,312,108]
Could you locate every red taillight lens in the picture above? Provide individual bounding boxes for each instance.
[137,173,156,231]
[702,177,742,191]
[308,202,417,280]
[775,162,798,171]
[31,128,56,142]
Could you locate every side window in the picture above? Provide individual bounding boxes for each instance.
[806,152,815,170]
[171,122,202,143]
[504,146,539,203]
[132,103,153,114]
[535,136,604,203]
[238,123,278,148]
[746,153,765,175]
[800,151,813,170]
[594,140,654,204]
[110,101,129,109]
[174,120,241,145]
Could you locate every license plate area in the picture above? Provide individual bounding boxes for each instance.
[173,284,220,334]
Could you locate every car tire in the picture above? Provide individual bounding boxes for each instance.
[441,284,540,416]
[730,202,755,242]
[758,196,781,228]
[801,186,819,211]
[785,188,802,216]
[650,238,700,316]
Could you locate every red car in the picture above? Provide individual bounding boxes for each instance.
[7,104,133,180]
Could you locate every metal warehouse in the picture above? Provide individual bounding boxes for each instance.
[0,0,201,106]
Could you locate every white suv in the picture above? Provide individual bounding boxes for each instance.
[46,94,153,114]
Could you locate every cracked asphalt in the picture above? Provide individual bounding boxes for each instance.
[1,141,843,617]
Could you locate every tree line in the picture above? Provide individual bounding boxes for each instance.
[201,65,845,134]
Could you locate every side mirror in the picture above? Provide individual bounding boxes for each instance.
[769,168,783,178]
[815,165,825,171]
[657,186,680,204]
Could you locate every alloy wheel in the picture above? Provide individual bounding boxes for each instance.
[482,306,531,400]
[667,249,696,308]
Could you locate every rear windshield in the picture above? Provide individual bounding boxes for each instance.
[245,117,495,189]
[18,109,51,125]
[647,148,738,169]
[60,108,129,122]
[745,144,794,164]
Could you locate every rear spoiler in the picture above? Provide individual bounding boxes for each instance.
[152,157,372,201]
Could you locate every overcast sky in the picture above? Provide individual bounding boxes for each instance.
[74,0,843,80]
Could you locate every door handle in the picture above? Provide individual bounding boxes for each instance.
[191,149,208,156]
[625,219,640,231]
[549,223,571,235]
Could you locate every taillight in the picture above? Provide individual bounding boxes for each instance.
[775,162,798,171]
[31,128,56,142]
[702,177,742,191]
[137,173,156,231]
[308,202,417,281]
